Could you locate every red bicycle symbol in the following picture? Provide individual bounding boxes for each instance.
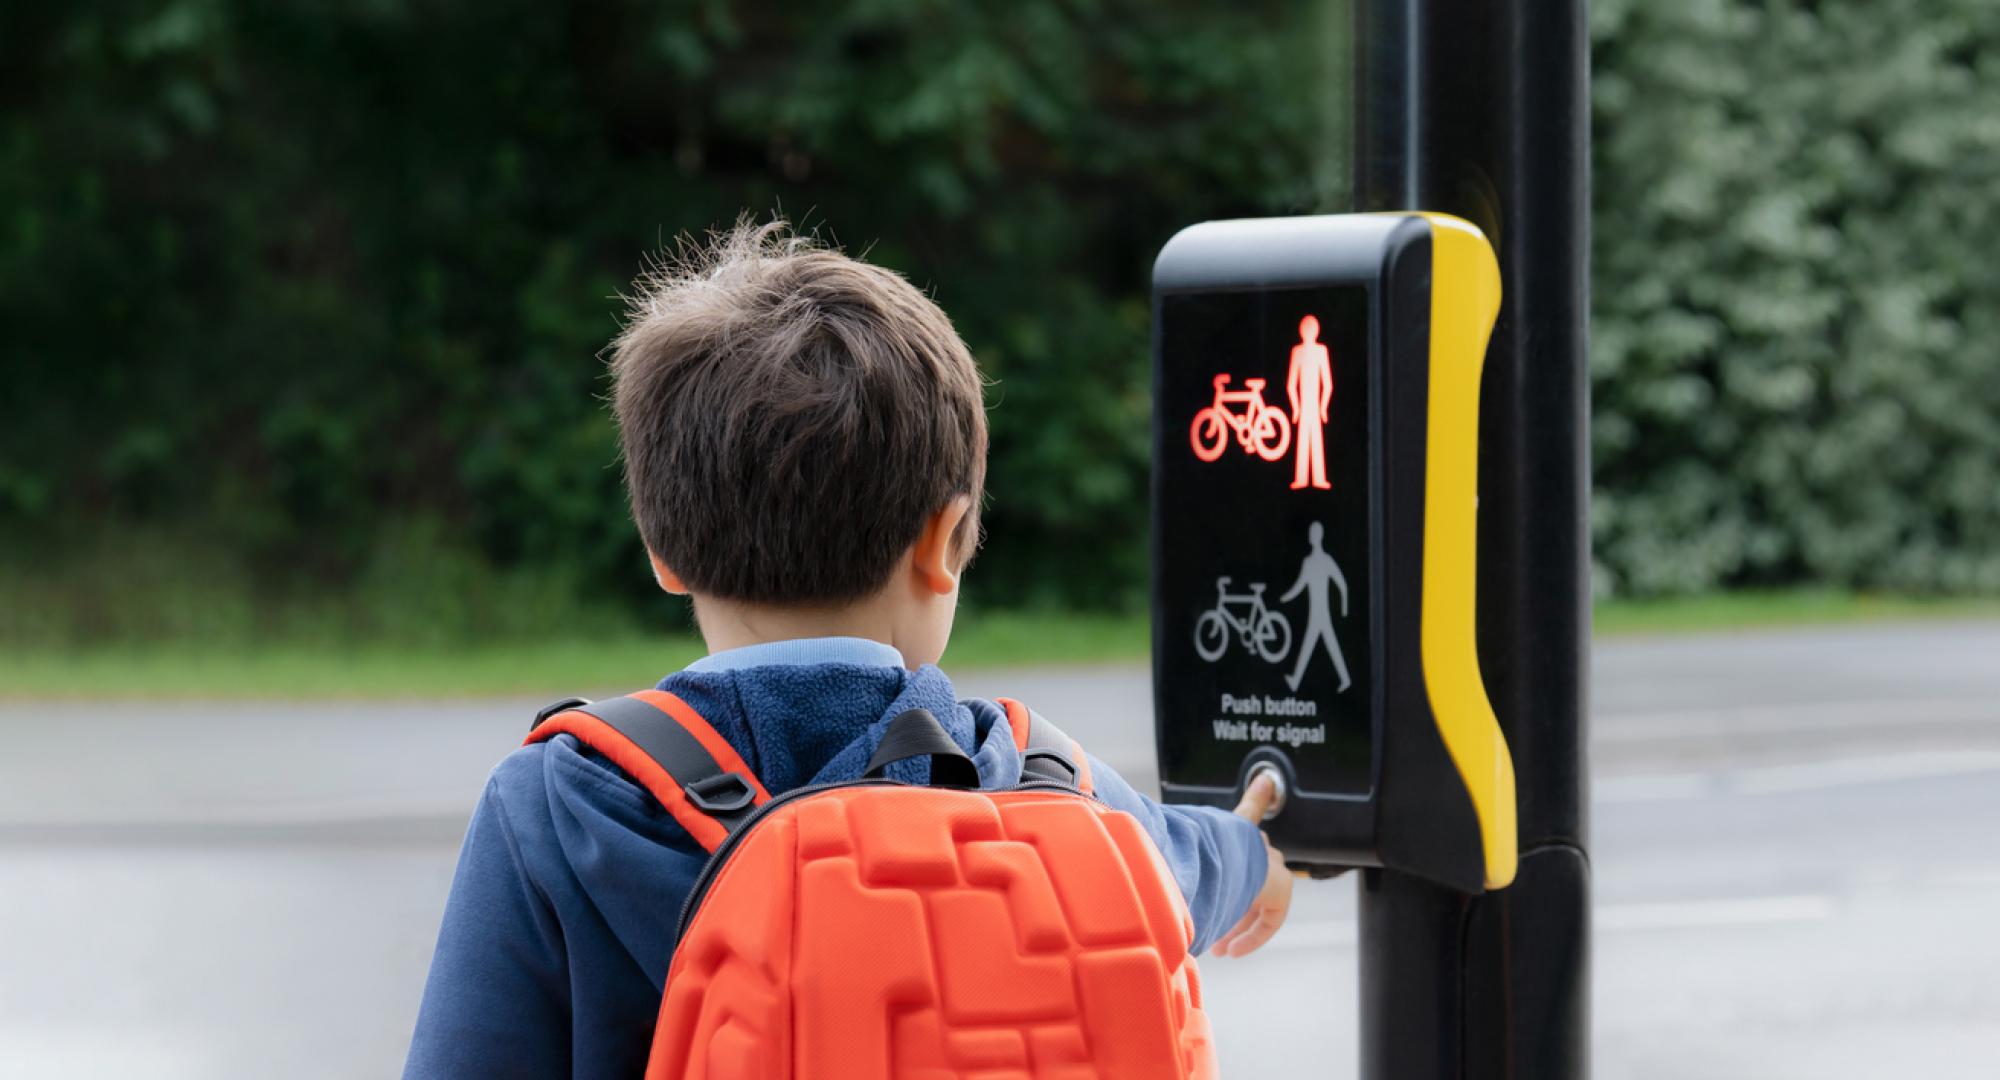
[1190,374,1293,463]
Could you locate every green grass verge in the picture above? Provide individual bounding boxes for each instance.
[1590,589,2000,635]
[5,593,1996,700]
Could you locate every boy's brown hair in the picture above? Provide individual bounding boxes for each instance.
[609,220,987,605]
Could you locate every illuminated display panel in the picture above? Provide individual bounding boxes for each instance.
[1156,285,1374,796]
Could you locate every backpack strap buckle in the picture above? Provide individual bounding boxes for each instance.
[684,772,759,816]
[524,690,771,851]
[531,696,591,732]
[1020,747,1080,786]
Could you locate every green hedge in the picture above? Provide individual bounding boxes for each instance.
[0,0,1338,638]
[1590,0,2000,596]
[4,0,1997,646]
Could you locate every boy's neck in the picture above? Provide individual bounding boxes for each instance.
[692,596,907,665]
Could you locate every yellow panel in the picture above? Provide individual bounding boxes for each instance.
[1416,214,1517,889]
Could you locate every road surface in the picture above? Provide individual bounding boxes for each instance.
[4,622,1998,1078]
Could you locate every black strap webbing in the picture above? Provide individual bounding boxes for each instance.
[573,697,760,833]
[864,708,981,788]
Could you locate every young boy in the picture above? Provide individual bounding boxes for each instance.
[403,221,1291,1078]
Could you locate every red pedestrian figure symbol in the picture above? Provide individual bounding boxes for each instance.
[1286,315,1332,490]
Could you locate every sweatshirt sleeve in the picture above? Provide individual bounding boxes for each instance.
[1082,755,1269,957]
[403,777,571,1080]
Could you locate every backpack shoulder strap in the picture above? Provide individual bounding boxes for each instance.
[993,696,1095,795]
[525,690,771,852]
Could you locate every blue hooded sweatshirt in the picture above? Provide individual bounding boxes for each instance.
[404,638,1266,1079]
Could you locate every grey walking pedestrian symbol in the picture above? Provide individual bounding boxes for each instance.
[1280,521,1351,692]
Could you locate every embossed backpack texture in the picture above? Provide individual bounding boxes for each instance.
[526,690,1218,1079]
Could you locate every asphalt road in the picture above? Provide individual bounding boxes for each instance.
[4,621,1998,1078]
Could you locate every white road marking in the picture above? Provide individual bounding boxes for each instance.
[0,1026,210,1080]
[1597,750,2000,803]
[1265,894,1839,952]
[1,795,465,830]
[1737,751,2000,793]
[1594,893,1836,931]
[1596,698,1996,742]
[1594,772,1719,802]
[1931,869,2000,890]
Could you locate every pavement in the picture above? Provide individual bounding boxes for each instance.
[4,621,1999,1078]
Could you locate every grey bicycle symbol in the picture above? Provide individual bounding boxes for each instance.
[1193,577,1294,663]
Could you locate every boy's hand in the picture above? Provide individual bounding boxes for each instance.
[1212,772,1294,958]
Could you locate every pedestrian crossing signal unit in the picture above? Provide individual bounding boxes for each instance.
[1150,213,1516,893]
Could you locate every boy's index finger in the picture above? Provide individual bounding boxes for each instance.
[1232,770,1280,823]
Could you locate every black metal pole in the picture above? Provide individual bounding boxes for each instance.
[1351,2,1592,1078]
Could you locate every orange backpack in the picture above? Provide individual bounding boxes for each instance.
[525,689,1218,1079]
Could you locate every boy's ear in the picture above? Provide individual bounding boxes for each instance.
[913,495,974,596]
[648,550,690,596]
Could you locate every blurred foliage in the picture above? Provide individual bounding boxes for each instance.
[0,0,1340,642]
[1591,0,2000,596]
[5,0,1999,649]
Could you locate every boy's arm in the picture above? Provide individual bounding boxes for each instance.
[1208,775,1291,958]
[1083,755,1284,957]
[403,777,571,1080]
